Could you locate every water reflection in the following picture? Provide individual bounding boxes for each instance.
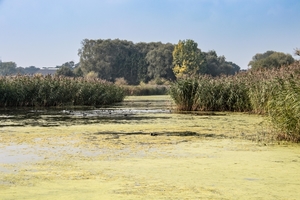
[0,96,174,127]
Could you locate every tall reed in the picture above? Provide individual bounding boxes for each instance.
[0,75,125,107]
[123,85,169,96]
[170,61,300,141]
[170,75,251,112]
[169,78,200,110]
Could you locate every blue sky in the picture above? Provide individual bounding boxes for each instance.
[0,0,299,69]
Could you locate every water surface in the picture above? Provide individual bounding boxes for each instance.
[0,95,299,199]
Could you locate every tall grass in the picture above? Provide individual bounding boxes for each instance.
[170,61,300,141]
[123,85,169,96]
[0,75,125,107]
[170,75,251,112]
[169,78,199,110]
[266,73,300,142]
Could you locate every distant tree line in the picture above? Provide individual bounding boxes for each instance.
[0,61,40,76]
[77,39,176,84]
[76,39,243,84]
[1,39,298,84]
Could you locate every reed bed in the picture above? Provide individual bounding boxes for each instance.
[0,75,125,107]
[170,61,300,141]
[123,85,169,96]
[169,75,251,112]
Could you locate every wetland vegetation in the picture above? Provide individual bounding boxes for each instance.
[0,95,300,199]
[0,75,125,107]
[1,38,300,199]
[170,62,300,142]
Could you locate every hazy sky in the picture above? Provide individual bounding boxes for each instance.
[0,0,299,69]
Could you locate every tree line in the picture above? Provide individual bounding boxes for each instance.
[77,39,242,84]
[1,39,297,84]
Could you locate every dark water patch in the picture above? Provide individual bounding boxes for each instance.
[244,178,260,181]
[175,111,227,116]
[165,131,199,136]
[0,108,172,127]
[91,131,227,139]
[115,99,172,110]
[93,131,145,136]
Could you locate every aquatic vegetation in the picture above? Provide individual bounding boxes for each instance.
[123,84,169,96]
[0,95,299,199]
[267,75,300,142]
[0,75,125,107]
[170,61,300,141]
[170,75,251,112]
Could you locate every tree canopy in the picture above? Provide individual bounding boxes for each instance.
[172,39,206,78]
[203,51,240,76]
[78,39,241,83]
[1,38,241,81]
[172,40,239,78]
[78,39,177,84]
[55,61,78,77]
[248,51,295,70]
[0,61,40,76]
[0,61,17,76]
[146,43,176,81]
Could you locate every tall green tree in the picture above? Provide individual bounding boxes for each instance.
[56,66,75,77]
[57,61,75,69]
[78,39,140,83]
[248,51,294,70]
[78,39,175,84]
[172,39,205,78]
[146,43,176,81]
[0,61,17,76]
[203,51,240,76]
[55,61,77,77]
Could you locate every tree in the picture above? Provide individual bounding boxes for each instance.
[78,39,174,85]
[146,43,176,81]
[172,39,205,78]
[56,66,75,77]
[248,51,294,70]
[202,51,240,76]
[78,39,136,82]
[202,50,219,76]
[55,61,77,77]
[16,67,25,74]
[57,61,75,69]
[0,61,17,76]
[23,66,40,75]
[73,65,84,77]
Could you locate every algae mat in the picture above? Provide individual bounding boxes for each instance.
[0,96,300,199]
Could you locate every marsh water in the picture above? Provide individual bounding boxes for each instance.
[0,95,173,127]
[0,95,299,199]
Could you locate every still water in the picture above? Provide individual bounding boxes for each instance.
[0,96,174,127]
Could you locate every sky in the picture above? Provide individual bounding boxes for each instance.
[0,0,299,69]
